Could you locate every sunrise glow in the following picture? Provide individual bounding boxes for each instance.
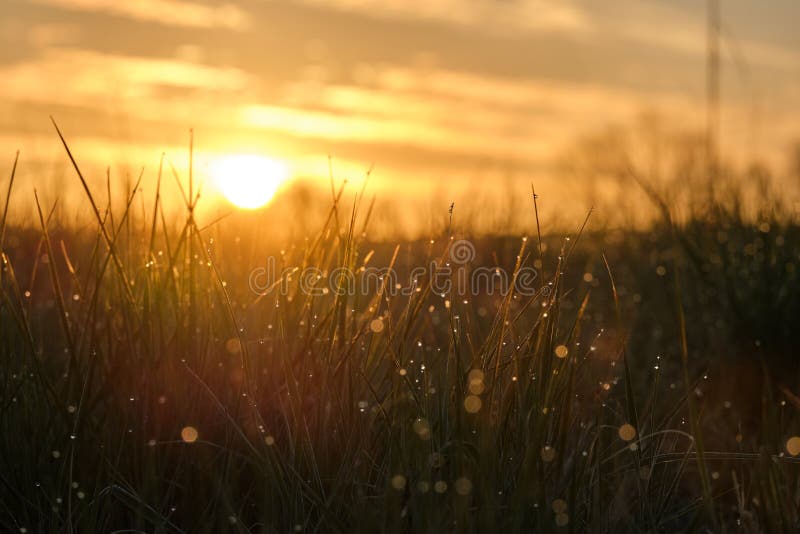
[4,1,800,530]
[210,154,289,209]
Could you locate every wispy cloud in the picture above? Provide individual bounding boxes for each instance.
[620,19,799,72]
[291,0,591,34]
[1,48,251,104]
[4,45,780,169]
[31,0,249,30]
[286,0,798,74]
[245,65,701,163]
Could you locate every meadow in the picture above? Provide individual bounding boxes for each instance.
[1,128,800,533]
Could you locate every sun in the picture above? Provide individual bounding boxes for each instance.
[211,154,289,209]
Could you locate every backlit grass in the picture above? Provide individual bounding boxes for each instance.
[1,131,800,532]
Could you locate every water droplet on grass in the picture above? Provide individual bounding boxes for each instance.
[463,395,481,413]
[618,424,636,441]
[391,475,406,490]
[454,477,472,495]
[181,426,198,443]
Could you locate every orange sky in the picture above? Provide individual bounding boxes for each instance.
[1,0,799,232]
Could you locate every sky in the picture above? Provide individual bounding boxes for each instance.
[1,0,798,230]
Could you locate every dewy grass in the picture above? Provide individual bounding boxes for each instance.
[0,128,799,532]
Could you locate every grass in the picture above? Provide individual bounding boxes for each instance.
[1,129,800,532]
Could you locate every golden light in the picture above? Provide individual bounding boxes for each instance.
[181,426,198,443]
[211,154,289,209]
[618,423,637,441]
[787,436,800,456]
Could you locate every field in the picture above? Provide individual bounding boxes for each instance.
[1,133,800,533]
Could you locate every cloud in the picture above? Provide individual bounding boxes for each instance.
[27,23,80,47]
[31,0,250,30]
[621,20,799,72]
[289,0,591,34]
[585,1,800,72]
[1,48,252,105]
[244,64,703,164]
[0,47,701,166]
[284,0,798,73]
